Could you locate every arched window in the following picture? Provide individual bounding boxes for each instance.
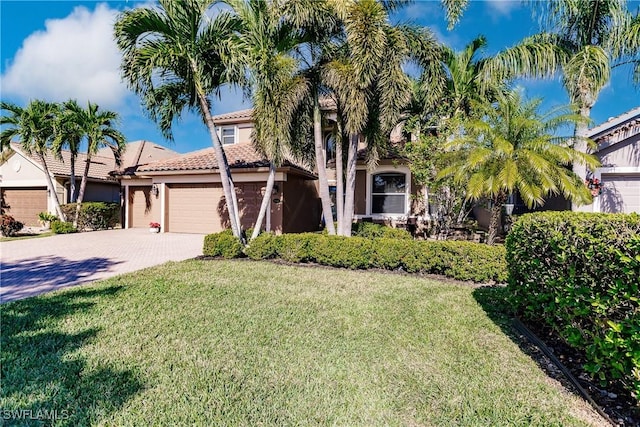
[325,133,336,162]
[371,172,406,214]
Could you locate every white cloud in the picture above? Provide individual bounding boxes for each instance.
[1,3,126,108]
[485,0,522,18]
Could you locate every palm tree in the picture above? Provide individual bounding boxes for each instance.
[325,0,424,236]
[438,90,600,244]
[69,102,126,227]
[53,100,84,203]
[114,0,246,240]
[489,1,640,188]
[0,100,66,220]
[226,0,310,240]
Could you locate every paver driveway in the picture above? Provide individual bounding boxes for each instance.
[0,228,204,303]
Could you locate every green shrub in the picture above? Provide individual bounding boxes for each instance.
[313,236,374,269]
[206,230,507,282]
[51,220,77,234]
[61,202,120,230]
[506,212,640,402]
[203,230,243,259]
[0,215,24,237]
[245,232,278,260]
[352,222,412,240]
[37,212,58,223]
[276,233,319,263]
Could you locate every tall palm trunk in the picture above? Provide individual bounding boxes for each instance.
[251,162,276,240]
[197,94,243,241]
[335,131,344,230]
[340,134,358,236]
[38,153,65,221]
[572,104,592,211]
[314,97,336,234]
[69,158,77,203]
[74,153,92,227]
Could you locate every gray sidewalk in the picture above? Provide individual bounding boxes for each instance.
[0,228,204,303]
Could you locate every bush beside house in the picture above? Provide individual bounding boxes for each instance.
[61,202,120,231]
[204,230,507,283]
[506,211,640,402]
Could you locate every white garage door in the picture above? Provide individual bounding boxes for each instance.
[600,175,640,213]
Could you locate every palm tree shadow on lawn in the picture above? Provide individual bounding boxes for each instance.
[0,286,144,426]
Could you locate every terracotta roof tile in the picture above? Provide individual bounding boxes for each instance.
[137,143,314,175]
[211,109,254,123]
[11,143,117,181]
[138,143,267,172]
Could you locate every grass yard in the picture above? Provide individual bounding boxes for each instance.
[1,260,603,426]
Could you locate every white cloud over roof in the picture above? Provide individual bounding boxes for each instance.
[1,3,127,108]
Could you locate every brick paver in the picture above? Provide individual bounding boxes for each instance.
[0,229,204,303]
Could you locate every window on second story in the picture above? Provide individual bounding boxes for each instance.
[220,126,236,145]
[325,133,336,162]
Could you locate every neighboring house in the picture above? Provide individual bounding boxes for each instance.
[586,107,640,214]
[0,140,178,226]
[117,105,422,234]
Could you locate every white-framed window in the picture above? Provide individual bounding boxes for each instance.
[369,171,409,215]
[218,126,237,145]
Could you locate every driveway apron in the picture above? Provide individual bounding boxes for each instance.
[0,228,204,303]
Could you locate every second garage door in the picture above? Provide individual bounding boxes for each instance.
[1,188,48,226]
[601,175,640,213]
[166,183,224,233]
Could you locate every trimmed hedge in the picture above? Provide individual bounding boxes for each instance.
[234,232,506,283]
[506,212,640,401]
[51,220,78,234]
[203,230,243,259]
[61,202,120,230]
[351,222,412,240]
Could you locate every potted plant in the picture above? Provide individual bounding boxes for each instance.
[149,222,161,233]
[38,212,59,229]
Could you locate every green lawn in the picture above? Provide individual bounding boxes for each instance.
[1,260,601,426]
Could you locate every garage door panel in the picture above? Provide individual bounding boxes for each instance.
[601,175,640,213]
[167,184,224,233]
[1,188,47,226]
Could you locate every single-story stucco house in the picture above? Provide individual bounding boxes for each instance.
[0,140,178,226]
[586,106,640,214]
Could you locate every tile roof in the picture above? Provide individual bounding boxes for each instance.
[588,107,640,138]
[11,143,117,181]
[210,97,337,123]
[106,140,181,175]
[137,142,314,175]
[211,109,254,123]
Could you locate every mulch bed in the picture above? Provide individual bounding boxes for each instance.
[517,319,639,426]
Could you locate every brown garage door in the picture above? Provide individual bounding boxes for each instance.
[128,186,156,228]
[601,175,640,213]
[1,188,48,226]
[167,183,224,233]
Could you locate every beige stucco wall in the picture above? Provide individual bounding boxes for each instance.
[237,124,254,145]
[0,152,47,185]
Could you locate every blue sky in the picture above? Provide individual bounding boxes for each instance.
[1,0,639,154]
